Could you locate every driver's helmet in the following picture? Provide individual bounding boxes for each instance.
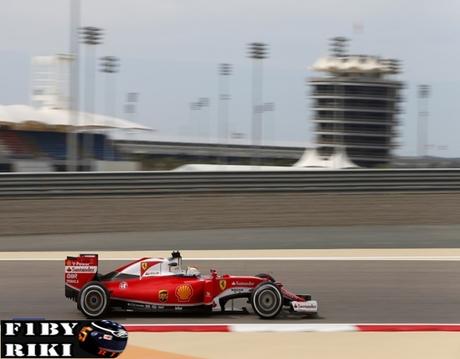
[168,250,182,271]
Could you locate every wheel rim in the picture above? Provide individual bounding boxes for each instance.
[84,289,104,314]
[256,289,278,314]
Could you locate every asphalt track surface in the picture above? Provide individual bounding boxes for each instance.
[2,224,460,251]
[2,260,460,324]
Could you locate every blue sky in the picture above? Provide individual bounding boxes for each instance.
[1,0,460,156]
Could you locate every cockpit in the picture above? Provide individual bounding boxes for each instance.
[105,251,200,281]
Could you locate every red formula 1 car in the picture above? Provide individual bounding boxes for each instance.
[65,251,318,319]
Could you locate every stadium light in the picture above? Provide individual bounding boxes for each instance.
[329,37,349,57]
[80,26,103,45]
[100,56,119,74]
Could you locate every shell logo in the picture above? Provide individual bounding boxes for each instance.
[175,284,193,302]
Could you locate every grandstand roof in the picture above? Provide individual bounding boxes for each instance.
[0,104,151,131]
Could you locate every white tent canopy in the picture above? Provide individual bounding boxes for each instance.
[293,148,325,168]
[0,104,151,131]
[174,148,359,172]
[328,149,359,169]
[293,148,359,169]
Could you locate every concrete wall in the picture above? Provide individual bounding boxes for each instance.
[93,160,140,172]
[0,192,459,235]
[13,160,53,172]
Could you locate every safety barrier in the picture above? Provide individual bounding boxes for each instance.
[0,169,460,196]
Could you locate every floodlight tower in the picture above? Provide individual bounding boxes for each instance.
[67,0,81,172]
[417,84,431,158]
[80,26,103,168]
[100,56,120,116]
[218,63,232,163]
[248,42,269,165]
[100,56,120,160]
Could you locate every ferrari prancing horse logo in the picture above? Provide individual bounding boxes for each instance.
[219,279,227,291]
[140,261,156,276]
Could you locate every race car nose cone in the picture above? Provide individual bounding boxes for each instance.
[291,300,318,313]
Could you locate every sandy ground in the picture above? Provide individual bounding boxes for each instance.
[122,332,460,359]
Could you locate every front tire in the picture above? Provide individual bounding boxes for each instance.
[78,282,110,318]
[250,282,283,319]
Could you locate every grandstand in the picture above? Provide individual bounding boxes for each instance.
[0,129,117,170]
[0,104,150,172]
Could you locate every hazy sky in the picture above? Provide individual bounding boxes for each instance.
[1,0,460,156]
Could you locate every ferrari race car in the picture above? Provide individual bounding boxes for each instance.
[65,251,318,319]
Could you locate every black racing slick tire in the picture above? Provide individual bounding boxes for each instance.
[250,282,283,319]
[255,273,276,282]
[78,282,110,318]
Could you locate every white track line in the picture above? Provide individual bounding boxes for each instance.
[229,324,357,333]
[187,256,460,261]
[2,249,460,261]
[124,323,460,333]
[4,256,460,261]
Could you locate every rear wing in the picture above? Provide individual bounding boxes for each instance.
[65,254,98,299]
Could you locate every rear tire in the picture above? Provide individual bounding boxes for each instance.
[251,282,283,319]
[78,282,110,318]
